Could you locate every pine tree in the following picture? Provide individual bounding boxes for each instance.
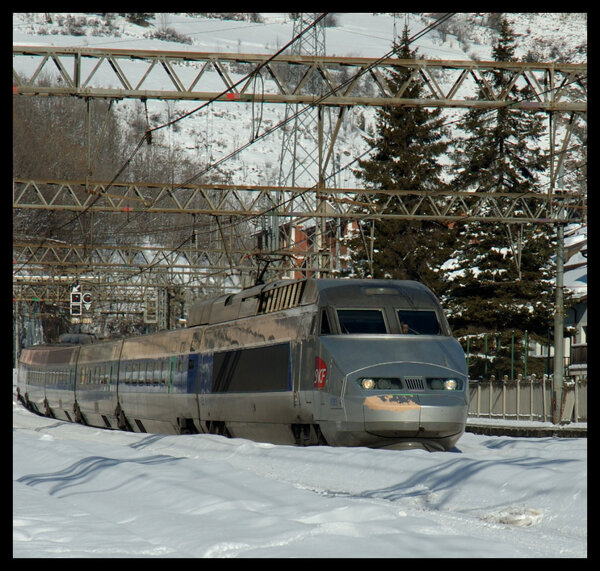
[443,18,555,377]
[348,26,454,293]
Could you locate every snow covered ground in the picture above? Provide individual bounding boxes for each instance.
[13,389,586,558]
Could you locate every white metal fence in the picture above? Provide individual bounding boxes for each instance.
[468,375,587,423]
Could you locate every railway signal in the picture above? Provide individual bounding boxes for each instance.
[70,284,82,316]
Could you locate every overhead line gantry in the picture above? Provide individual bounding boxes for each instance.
[13,45,587,112]
[13,45,587,319]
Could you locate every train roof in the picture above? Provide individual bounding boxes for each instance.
[187,278,441,327]
[58,333,97,345]
[314,279,440,308]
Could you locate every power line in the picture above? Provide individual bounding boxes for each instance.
[37,13,458,286]
[14,14,459,281]
[116,14,459,280]
[16,13,586,287]
[13,13,330,276]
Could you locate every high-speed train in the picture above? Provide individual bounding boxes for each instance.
[16,278,469,451]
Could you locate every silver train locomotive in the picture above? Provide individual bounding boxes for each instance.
[16,278,468,451]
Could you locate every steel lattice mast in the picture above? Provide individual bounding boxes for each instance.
[274,14,341,279]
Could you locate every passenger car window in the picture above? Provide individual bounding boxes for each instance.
[397,309,440,335]
[337,309,387,334]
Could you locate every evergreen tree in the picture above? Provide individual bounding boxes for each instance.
[443,18,555,377]
[348,26,454,293]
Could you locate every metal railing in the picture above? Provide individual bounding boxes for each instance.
[468,375,587,423]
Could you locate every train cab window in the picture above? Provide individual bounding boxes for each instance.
[320,309,331,335]
[337,309,387,334]
[397,309,441,335]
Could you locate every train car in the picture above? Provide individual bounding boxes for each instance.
[74,336,123,429]
[17,278,469,451]
[116,328,198,434]
[17,345,52,417]
[42,340,81,422]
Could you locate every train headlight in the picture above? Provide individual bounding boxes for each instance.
[427,378,462,390]
[360,378,376,390]
[443,379,458,390]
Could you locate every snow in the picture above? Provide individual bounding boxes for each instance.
[13,386,586,558]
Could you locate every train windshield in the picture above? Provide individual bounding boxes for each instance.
[397,309,441,335]
[337,309,387,334]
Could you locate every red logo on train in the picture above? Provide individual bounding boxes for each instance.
[314,356,327,389]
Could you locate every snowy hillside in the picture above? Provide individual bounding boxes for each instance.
[12,12,588,186]
[12,12,587,61]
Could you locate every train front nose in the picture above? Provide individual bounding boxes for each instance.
[316,336,469,449]
[348,364,468,449]
[362,392,421,437]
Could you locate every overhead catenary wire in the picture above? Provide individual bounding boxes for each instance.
[18,59,581,260]
[97,13,461,283]
[187,69,586,280]
[13,13,330,275]
[15,13,585,286]
[171,45,587,245]
[16,13,457,279]
[31,12,556,287]
[170,13,457,190]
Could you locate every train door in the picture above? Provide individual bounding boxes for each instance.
[190,328,212,396]
[109,361,117,391]
[166,356,178,394]
[187,353,199,393]
[292,340,303,407]
[114,339,125,401]
[313,343,331,421]
[168,341,190,394]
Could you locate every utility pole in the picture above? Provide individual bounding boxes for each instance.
[553,222,565,423]
[549,110,566,424]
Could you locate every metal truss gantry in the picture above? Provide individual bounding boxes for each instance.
[13,178,586,223]
[13,44,587,314]
[13,45,586,112]
[13,177,587,300]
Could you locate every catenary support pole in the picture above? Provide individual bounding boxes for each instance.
[552,223,565,423]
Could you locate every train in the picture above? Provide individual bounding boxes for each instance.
[16,278,469,451]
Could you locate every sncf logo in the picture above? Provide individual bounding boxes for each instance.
[314,356,327,389]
